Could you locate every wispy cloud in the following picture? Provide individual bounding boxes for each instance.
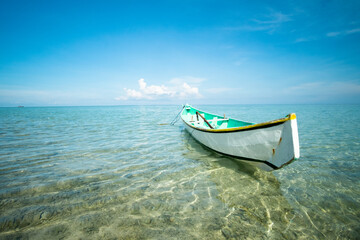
[296,27,360,43]
[279,81,360,103]
[326,32,341,37]
[205,87,240,94]
[287,81,360,95]
[326,28,360,37]
[225,10,292,34]
[169,76,205,86]
[294,36,317,43]
[346,28,360,34]
[0,89,104,105]
[116,78,202,100]
[288,82,323,91]
[252,11,292,25]
[234,58,248,66]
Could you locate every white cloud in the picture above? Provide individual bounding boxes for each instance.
[346,28,360,34]
[0,89,106,106]
[117,78,202,100]
[138,78,173,97]
[116,88,144,100]
[205,87,239,94]
[288,82,324,91]
[179,82,200,98]
[327,28,360,37]
[224,10,292,34]
[234,58,248,66]
[294,37,317,43]
[326,32,341,37]
[169,76,205,86]
[252,11,292,25]
[287,81,360,95]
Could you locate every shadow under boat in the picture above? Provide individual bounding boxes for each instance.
[181,129,275,173]
[179,129,310,239]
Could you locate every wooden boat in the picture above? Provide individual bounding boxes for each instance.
[181,105,300,170]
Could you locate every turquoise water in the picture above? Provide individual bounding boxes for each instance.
[0,105,359,239]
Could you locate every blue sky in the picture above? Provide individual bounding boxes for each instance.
[0,0,359,106]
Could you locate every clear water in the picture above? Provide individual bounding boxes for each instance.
[0,105,359,239]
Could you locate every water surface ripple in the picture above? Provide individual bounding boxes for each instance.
[0,105,359,239]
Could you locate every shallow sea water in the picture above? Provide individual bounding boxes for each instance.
[0,105,359,239]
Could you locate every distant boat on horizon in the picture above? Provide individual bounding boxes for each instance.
[17,106,24,108]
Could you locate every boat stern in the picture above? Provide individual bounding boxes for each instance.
[270,113,300,168]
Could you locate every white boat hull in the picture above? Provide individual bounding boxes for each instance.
[182,116,300,170]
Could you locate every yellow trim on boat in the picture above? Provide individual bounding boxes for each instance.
[289,113,296,120]
[183,113,294,133]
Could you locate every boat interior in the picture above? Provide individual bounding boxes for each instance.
[182,105,254,130]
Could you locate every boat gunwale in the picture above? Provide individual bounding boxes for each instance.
[181,105,294,133]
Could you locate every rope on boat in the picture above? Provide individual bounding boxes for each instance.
[170,105,185,125]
